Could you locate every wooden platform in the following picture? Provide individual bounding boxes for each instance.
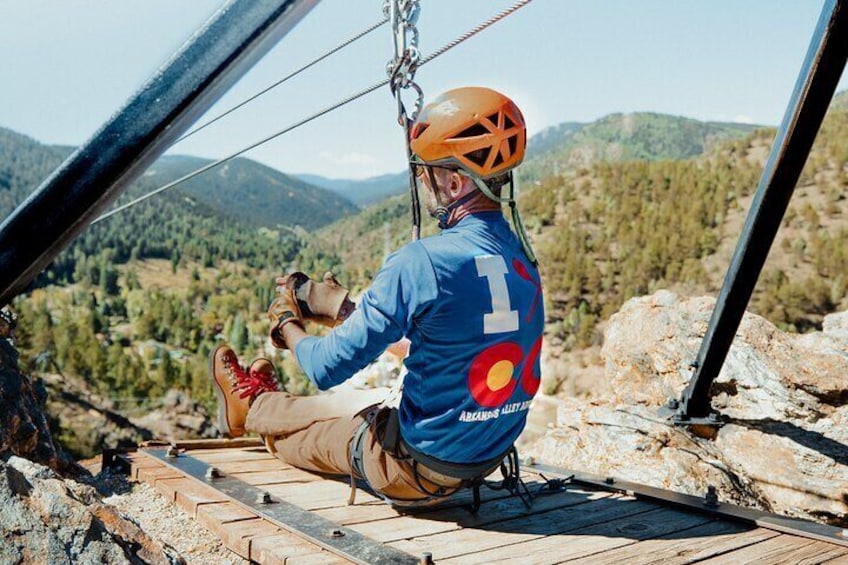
[123,441,848,565]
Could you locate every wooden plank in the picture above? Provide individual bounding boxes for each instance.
[441,506,711,564]
[316,502,402,526]
[227,468,324,486]
[316,474,554,526]
[352,487,612,544]
[250,532,345,565]
[202,458,294,474]
[695,534,848,565]
[186,449,275,464]
[286,552,352,565]
[563,521,780,564]
[389,494,652,560]
[824,553,848,564]
[264,479,382,510]
[125,451,166,480]
[195,501,256,531]
[151,477,229,512]
[136,465,183,485]
[217,517,283,559]
[168,437,264,449]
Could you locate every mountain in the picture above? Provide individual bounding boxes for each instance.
[304,103,848,353]
[0,127,307,285]
[297,113,758,207]
[0,128,71,216]
[521,112,760,180]
[145,155,358,231]
[304,111,765,281]
[526,121,584,156]
[296,171,409,206]
[0,128,357,232]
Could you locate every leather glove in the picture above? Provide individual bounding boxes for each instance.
[267,273,306,349]
[274,271,355,329]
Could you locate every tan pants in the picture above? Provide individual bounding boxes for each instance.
[245,388,461,503]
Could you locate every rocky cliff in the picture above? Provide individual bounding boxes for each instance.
[529,290,848,526]
[0,317,184,563]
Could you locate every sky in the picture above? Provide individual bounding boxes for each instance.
[1,1,846,180]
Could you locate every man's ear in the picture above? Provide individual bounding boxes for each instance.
[448,171,464,198]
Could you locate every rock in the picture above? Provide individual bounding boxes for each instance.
[0,339,78,474]
[529,290,848,526]
[0,456,183,564]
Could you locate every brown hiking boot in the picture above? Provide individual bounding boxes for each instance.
[210,345,280,438]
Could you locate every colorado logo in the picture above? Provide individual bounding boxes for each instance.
[468,336,542,408]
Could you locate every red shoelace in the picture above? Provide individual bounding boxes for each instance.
[227,359,280,400]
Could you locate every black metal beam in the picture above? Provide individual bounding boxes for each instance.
[0,0,319,307]
[676,0,848,422]
[148,449,421,565]
[526,463,848,548]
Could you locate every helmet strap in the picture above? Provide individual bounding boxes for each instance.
[426,168,450,229]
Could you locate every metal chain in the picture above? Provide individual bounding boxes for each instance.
[92,0,535,225]
[385,0,424,240]
[385,0,423,125]
[175,17,389,144]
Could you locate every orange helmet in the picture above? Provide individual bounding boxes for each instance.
[409,87,526,179]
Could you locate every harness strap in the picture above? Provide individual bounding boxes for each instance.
[401,438,511,482]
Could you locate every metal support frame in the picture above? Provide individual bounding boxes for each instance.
[526,462,848,548]
[669,0,848,425]
[148,449,421,565]
[0,0,319,307]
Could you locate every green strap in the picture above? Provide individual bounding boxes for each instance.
[464,172,537,265]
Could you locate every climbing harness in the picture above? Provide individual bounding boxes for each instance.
[347,405,545,514]
[92,0,535,225]
[385,0,424,240]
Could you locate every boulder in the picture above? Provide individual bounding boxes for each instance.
[0,455,182,564]
[529,290,848,526]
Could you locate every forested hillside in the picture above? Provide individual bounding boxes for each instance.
[1,128,333,455]
[306,105,848,355]
[151,155,358,230]
[519,112,759,181]
[3,99,846,455]
[302,112,761,290]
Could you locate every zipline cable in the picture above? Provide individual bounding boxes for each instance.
[91,0,535,225]
[175,17,389,144]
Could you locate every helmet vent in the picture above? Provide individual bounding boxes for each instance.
[464,148,490,166]
[504,114,516,129]
[453,123,490,138]
[486,112,500,126]
[492,152,505,167]
[508,134,518,155]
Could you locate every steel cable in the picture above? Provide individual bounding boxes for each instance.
[175,17,388,144]
[92,0,535,225]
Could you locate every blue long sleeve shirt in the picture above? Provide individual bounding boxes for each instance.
[295,211,544,464]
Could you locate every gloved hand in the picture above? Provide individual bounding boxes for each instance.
[272,271,355,333]
[267,273,307,349]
